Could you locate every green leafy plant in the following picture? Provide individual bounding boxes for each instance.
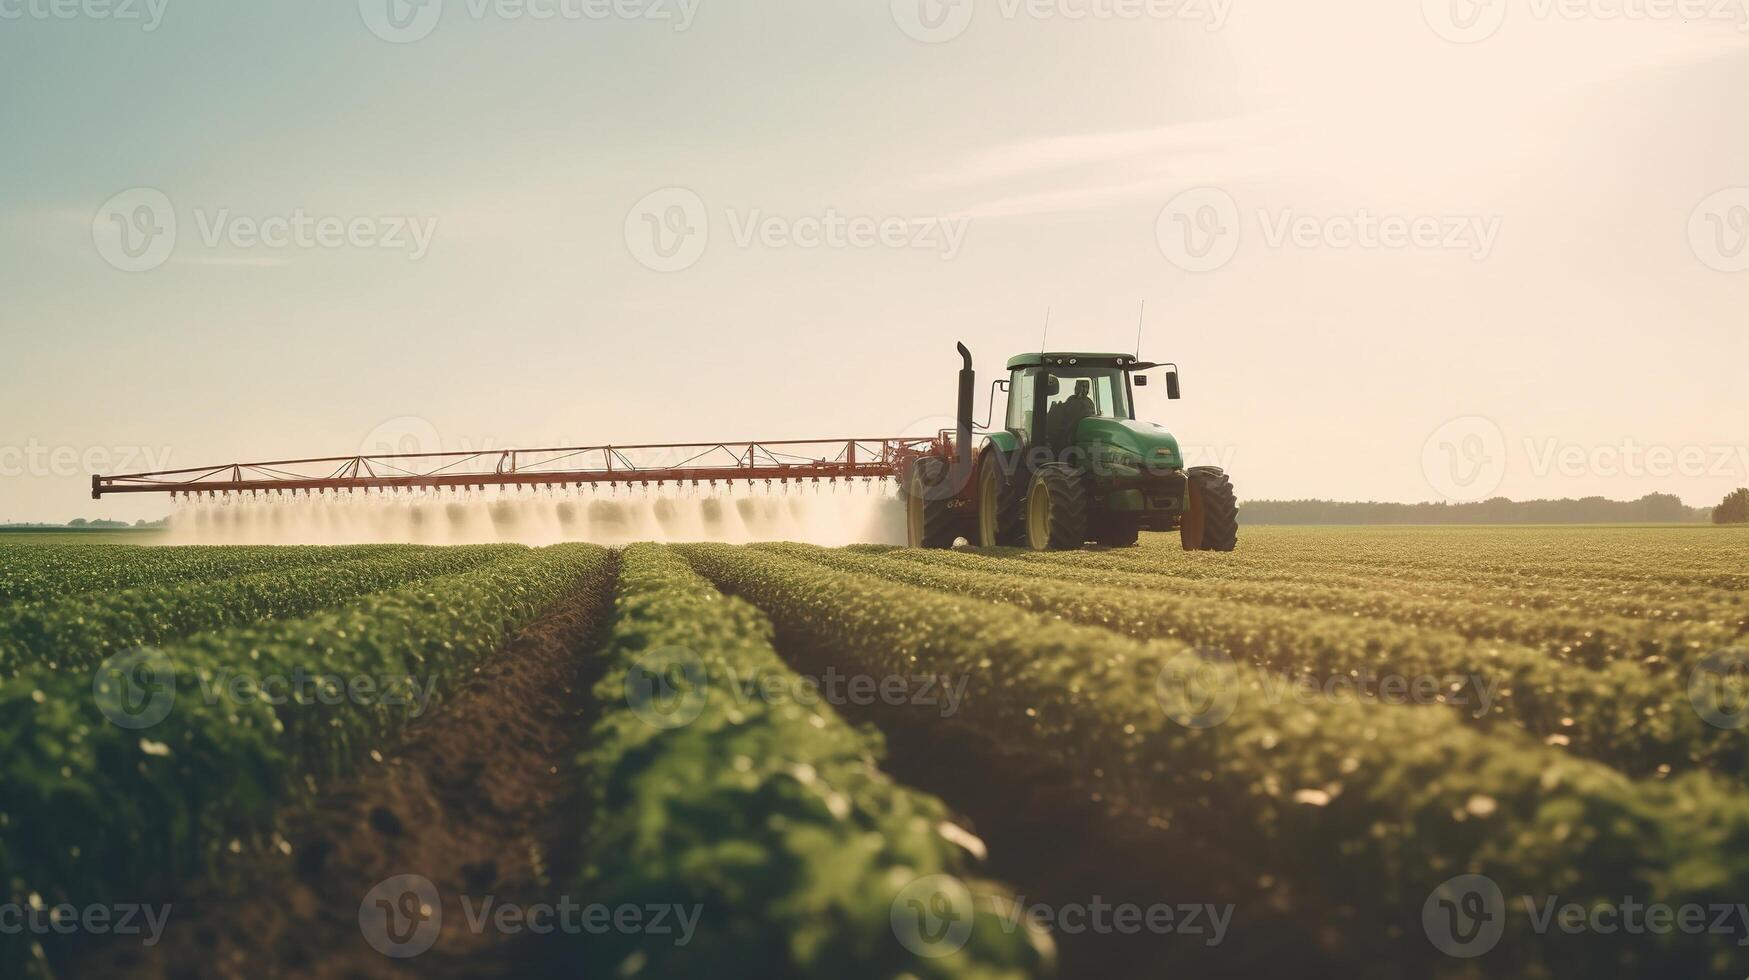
[574,544,1050,980]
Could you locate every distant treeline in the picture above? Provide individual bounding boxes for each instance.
[1241,494,1711,525]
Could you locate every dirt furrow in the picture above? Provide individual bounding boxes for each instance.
[64,580,613,980]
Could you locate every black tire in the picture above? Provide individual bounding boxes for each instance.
[1093,516,1141,548]
[975,450,1028,548]
[905,456,960,549]
[1181,466,1239,552]
[1025,463,1089,551]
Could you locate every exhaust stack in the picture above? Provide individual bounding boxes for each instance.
[955,343,976,467]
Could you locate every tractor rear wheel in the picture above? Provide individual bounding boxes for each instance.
[976,451,1028,548]
[1025,463,1089,551]
[1181,466,1239,552]
[905,456,961,549]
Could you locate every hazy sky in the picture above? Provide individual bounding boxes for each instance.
[3,0,1746,522]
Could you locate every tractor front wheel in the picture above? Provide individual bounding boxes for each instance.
[905,456,961,549]
[1025,463,1089,551]
[976,451,1028,548]
[1181,466,1239,552]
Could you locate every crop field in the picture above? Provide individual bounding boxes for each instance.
[1,525,1746,980]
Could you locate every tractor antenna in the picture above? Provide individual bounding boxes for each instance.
[1133,300,1147,358]
[1040,307,1052,354]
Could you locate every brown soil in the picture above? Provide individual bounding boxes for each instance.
[62,582,613,980]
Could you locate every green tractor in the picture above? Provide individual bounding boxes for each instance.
[901,343,1238,552]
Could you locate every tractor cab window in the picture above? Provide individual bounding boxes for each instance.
[1006,366,1133,439]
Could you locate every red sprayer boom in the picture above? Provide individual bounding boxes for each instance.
[92,438,949,500]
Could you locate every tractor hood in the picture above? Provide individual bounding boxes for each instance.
[1077,417,1183,468]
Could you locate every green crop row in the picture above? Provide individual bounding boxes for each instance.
[1215,525,1749,565]
[0,543,612,960]
[874,547,1745,671]
[572,544,1049,980]
[0,544,525,677]
[681,543,1749,978]
[990,542,1749,623]
[0,543,420,605]
[1099,544,1749,591]
[764,544,1741,778]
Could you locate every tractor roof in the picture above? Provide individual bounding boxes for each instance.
[1005,352,1144,370]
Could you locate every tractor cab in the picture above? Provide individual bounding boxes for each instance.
[1002,353,1140,452]
[903,344,1237,553]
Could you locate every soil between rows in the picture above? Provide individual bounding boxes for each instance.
[61,581,615,980]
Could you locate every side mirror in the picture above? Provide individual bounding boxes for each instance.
[1165,370,1182,400]
[996,380,1010,392]
[1044,375,1061,396]
[1133,375,1149,387]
